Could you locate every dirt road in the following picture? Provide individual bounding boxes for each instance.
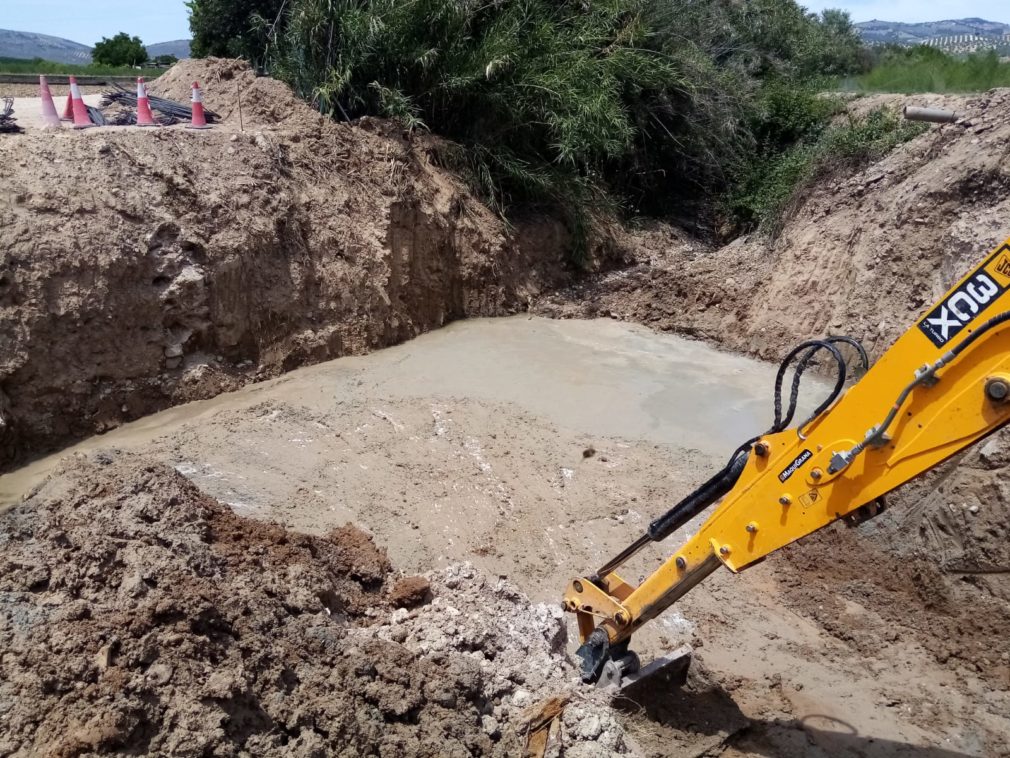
[5,316,1005,756]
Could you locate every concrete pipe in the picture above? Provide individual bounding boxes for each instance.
[903,106,957,124]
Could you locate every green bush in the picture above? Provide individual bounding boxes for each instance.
[92,32,148,67]
[187,0,285,63]
[728,108,926,230]
[269,0,684,258]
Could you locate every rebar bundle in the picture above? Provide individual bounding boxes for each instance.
[85,105,107,127]
[101,84,220,124]
[107,110,178,127]
[0,98,23,134]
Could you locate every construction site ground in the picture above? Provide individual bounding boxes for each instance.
[1,59,1009,756]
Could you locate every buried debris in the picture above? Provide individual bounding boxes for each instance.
[520,695,570,758]
[101,83,219,125]
[1,98,23,134]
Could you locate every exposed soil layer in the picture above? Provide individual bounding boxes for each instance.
[778,521,1010,692]
[0,453,642,757]
[0,58,568,468]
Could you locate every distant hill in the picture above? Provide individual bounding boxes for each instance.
[0,29,91,64]
[856,18,1010,54]
[148,40,191,60]
[0,29,191,64]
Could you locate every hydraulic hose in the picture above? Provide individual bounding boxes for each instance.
[829,311,1010,474]
[590,333,867,583]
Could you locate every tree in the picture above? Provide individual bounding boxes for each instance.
[802,9,870,77]
[92,32,149,67]
[154,54,179,67]
[187,0,285,63]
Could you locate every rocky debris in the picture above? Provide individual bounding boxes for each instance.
[0,452,641,757]
[359,563,636,756]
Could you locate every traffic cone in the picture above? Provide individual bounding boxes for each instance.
[38,76,62,129]
[68,76,93,129]
[135,77,157,127]
[187,81,211,130]
[61,91,73,121]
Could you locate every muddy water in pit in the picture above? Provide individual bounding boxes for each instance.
[0,316,822,508]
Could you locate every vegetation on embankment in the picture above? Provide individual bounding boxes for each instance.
[0,56,163,78]
[186,0,922,250]
[854,46,1010,94]
[727,89,927,229]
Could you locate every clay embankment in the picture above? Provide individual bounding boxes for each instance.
[0,58,569,468]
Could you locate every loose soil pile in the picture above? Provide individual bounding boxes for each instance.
[149,58,314,131]
[0,58,568,468]
[0,452,636,757]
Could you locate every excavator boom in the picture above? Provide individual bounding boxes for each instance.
[565,237,1010,683]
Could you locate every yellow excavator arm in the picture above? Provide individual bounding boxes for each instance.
[565,237,1010,684]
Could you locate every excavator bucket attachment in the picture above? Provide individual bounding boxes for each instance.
[597,645,693,693]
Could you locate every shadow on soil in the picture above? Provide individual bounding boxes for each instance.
[614,670,977,758]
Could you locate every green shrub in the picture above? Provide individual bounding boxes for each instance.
[727,108,926,231]
[92,32,148,67]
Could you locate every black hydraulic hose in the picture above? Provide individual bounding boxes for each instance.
[646,443,751,543]
[825,335,870,375]
[589,334,863,583]
[770,340,846,433]
[951,311,1010,357]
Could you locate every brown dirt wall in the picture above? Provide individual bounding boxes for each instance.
[0,59,573,469]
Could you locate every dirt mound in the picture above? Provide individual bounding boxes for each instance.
[148,58,324,130]
[0,60,568,468]
[0,452,636,757]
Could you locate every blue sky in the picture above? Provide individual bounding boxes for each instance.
[800,0,1008,23]
[2,0,1008,46]
[3,1,191,45]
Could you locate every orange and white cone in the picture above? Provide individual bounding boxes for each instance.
[61,91,73,121]
[187,81,211,130]
[135,77,157,127]
[68,76,93,129]
[39,76,63,129]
